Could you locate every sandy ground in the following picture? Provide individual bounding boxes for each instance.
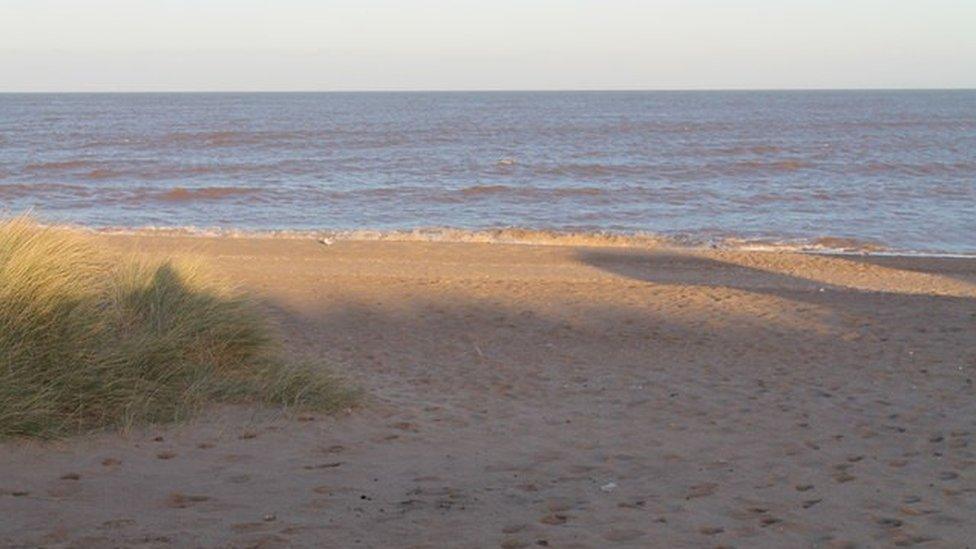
[2,236,975,548]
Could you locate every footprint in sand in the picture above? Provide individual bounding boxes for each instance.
[759,516,782,527]
[165,493,211,508]
[899,506,934,517]
[539,514,568,525]
[686,482,718,499]
[876,516,904,529]
[617,500,646,509]
[831,464,856,483]
[156,451,177,460]
[545,498,575,513]
[890,532,940,546]
[98,518,137,530]
[303,462,343,470]
[833,472,856,483]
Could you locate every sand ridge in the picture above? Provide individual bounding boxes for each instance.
[2,237,975,547]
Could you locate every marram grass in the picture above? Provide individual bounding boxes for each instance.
[0,217,355,438]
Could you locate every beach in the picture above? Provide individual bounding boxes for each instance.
[2,235,975,547]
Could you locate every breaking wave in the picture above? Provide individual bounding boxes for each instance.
[70,224,918,255]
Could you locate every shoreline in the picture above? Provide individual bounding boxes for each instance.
[36,221,975,258]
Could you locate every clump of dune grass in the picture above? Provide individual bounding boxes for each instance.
[0,217,355,438]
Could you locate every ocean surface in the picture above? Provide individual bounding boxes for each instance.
[1,91,974,254]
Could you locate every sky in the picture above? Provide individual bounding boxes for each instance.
[0,0,974,92]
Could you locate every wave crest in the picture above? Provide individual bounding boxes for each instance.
[157,187,261,202]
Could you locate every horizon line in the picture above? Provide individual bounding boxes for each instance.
[2,87,975,94]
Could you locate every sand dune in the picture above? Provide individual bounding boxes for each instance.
[2,237,975,547]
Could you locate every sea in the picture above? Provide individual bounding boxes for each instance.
[1,91,974,254]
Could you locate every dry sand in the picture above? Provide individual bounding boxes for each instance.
[2,236,975,548]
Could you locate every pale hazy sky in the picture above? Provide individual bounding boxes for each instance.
[1,0,973,91]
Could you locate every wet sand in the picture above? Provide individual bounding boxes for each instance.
[2,236,975,548]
